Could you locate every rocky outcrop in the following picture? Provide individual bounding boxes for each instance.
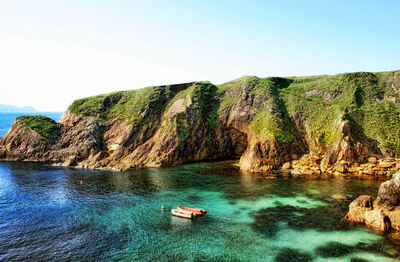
[0,114,104,166]
[239,138,305,172]
[365,209,391,231]
[344,171,400,232]
[376,172,400,206]
[0,82,248,171]
[1,71,400,173]
[343,195,373,223]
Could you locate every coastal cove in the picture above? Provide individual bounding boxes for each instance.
[1,1,400,261]
[0,160,399,261]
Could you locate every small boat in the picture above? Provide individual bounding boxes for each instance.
[171,209,195,219]
[177,206,207,216]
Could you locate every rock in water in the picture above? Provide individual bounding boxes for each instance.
[331,193,347,201]
[344,195,373,223]
[344,171,400,232]
[387,209,400,231]
[365,209,391,232]
[376,172,400,207]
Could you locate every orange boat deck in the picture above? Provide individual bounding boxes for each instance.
[177,206,207,216]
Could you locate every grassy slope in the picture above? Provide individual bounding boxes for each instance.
[216,76,297,143]
[68,82,218,141]
[215,71,400,152]
[67,70,400,153]
[68,84,190,127]
[282,71,400,151]
[162,81,217,141]
[17,115,58,139]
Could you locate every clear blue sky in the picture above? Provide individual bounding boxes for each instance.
[1,0,399,111]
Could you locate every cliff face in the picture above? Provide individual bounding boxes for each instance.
[1,71,400,173]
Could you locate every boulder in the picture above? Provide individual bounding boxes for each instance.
[368,156,378,164]
[365,209,391,232]
[62,155,77,167]
[344,195,373,223]
[376,171,400,207]
[386,209,400,231]
[378,161,395,169]
[344,171,400,233]
[282,162,291,171]
[335,164,347,174]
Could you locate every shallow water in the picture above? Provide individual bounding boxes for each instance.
[0,161,399,261]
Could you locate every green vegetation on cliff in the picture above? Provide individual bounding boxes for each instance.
[281,75,345,145]
[17,115,58,139]
[165,81,217,120]
[68,70,400,154]
[212,70,400,151]
[68,83,193,127]
[217,76,297,143]
[250,77,297,143]
[281,71,400,150]
[164,82,218,141]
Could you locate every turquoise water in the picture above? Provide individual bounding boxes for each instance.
[0,160,399,261]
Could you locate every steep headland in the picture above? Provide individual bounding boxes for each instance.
[1,70,400,174]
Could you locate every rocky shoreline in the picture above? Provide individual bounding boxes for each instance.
[1,71,400,173]
[344,171,400,234]
[1,111,399,176]
[283,154,400,177]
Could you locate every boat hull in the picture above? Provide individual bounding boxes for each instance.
[171,209,195,219]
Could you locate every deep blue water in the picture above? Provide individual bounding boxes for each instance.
[0,113,399,261]
[0,112,63,137]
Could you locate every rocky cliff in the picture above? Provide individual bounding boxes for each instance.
[1,70,400,173]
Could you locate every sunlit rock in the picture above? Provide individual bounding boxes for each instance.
[344,195,373,223]
[365,209,391,232]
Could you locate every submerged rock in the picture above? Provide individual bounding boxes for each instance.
[274,248,313,262]
[315,242,354,258]
[330,193,348,201]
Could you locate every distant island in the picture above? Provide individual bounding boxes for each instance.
[0,103,36,113]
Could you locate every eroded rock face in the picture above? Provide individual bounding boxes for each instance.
[0,116,103,164]
[1,72,400,173]
[0,106,249,171]
[376,172,400,207]
[239,139,305,172]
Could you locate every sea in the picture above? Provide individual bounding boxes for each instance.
[0,112,399,261]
